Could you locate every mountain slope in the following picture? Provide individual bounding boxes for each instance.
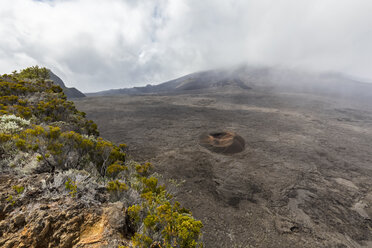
[88,69,252,96]
[89,66,372,102]
[48,70,86,98]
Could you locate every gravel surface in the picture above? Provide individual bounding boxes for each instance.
[75,88,372,247]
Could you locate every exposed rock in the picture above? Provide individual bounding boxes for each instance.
[0,172,130,248]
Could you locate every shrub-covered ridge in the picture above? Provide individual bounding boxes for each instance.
[0,66,203,248]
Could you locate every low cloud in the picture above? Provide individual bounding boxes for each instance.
[1,0,372,92]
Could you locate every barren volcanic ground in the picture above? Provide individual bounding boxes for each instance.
[75,88,372,247]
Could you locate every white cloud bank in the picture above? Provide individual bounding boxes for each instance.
[0,0,371,92]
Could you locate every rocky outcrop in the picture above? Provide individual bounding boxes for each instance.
[0,171,131,248]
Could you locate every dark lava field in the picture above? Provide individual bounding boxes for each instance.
[75,70,372,247]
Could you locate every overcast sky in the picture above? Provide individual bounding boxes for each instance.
[0,0,371,92]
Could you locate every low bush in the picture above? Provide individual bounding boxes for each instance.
[65,178,77,197]
[0,66,203,247]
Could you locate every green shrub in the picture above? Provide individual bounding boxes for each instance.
[135,162,152,176]
[132,233,153,248]
[65,178,77,197]
[107,180,128,192]
[16,66,49,80]
[5,184,25,206]
[127,204,142,224]
[6,195,15,205]
[107,162,128,177]
[12,185,24,194]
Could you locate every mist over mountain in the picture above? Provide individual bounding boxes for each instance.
[1,0,372,92]
[88,66,372,103]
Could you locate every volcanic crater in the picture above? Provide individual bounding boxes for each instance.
[199,131,245,154]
